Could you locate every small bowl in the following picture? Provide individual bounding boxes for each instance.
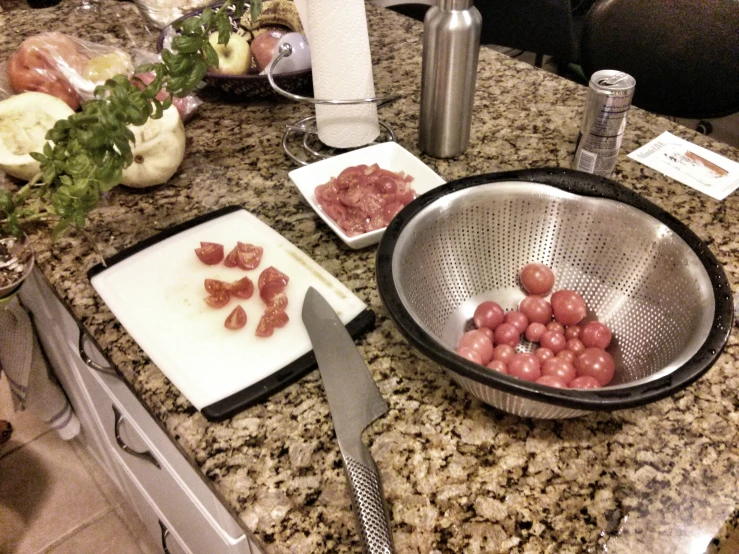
[288,142,446,249]
[156,4,313,101]
[0,234,34,307]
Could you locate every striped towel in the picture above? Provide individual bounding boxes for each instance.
[0,297,80,440]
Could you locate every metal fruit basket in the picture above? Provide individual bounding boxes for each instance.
[376,168,733,419]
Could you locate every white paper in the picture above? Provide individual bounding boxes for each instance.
[307,0,380,148]
[628,132,739,200]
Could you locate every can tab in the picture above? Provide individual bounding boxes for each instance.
[597,72,631,87]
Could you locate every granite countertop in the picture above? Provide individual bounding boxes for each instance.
[2,1,738,553]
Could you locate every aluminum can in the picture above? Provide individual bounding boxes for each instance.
[573,70,636,177]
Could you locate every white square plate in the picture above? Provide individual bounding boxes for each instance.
[288,142,446,249]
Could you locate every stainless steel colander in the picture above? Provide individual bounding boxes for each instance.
[376,168,733,418]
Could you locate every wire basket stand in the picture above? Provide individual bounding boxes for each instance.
[266,44,401,166]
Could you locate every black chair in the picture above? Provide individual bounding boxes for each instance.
[580,0,739,119]
[375,0,584,67]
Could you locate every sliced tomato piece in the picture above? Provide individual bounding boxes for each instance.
[204,278,229,295]
[195,242,224,265]
[224,305,247,330]
[255,308,289,337]
[255,316,274,337]
[229,276,254,299]
[258,266,289,290]
[204,291,230,309]
[223,245,240,267]
[260,282,288,308]
[235,243,263,270]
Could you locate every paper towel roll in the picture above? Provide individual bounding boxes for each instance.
[307,0,380,148]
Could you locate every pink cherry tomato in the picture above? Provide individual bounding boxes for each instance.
[458,330,494,365]
[535,375,568,388]
[546,321,565,334]
[504,311,529,334]
[507,353,541,382]
[486,360,508,374]
[494,322,521,347]
[551,290,587,326]
[477,326,495,342]
[564,324,582,340]
[556,349,576,364]
[566,337,585,355]
[519,263,555,295]
[575,347,615,386]
[473,301,505,331]
[525,322,547,342]
[457,346,482,364]
[569,375,601,389]
[541,357,576,384]
[492,344,516,363]
[580,321,613,350]
[519,296,553,325]
[535,347,555,362]
[540,330,567,353]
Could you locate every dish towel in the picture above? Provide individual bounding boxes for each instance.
[0,297,80,440]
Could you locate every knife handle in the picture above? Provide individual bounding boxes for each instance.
[344,449,395,554]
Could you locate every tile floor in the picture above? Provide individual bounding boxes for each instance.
[0,375,159,554]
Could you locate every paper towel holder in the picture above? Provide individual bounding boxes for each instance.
[266,44,401,166]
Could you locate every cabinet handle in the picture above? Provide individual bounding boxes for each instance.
[112,405,160,469]
[158,520,172,554]
[78,332,118,378]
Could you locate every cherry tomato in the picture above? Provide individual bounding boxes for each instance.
[535,375,568,388]
[260,280,288,305]
[519,263,555,295]
[204,278,228,295]
[458,330,494,365]
[507,353,541,382]
[580,321,613,350]
[564,324,582,340]
[195,242,224,265]
[478,327,494,342]
[546,321,565,334]
[541,357,576,384]
[473,301,505,331]
[556,349,576,364]
[551,290,587,326]
[457,346,483,364]
[569,375,601,389]
[494,323,520,347]
[575,347,615,386]
[486,360,508,374]
[534,347,554,362]
[229,277,254,299]
[519,296,553,325]
[504,311,529,334]
[204,291,230,308]
[224,305,247,330]
[492,344,516,363]
[258,266,290,290]
[540,330,566,353]
[235,243,264,271]
[566,338,585,355]
[525,322,547,342]
[255,307,289,337]
[223,245,240,267]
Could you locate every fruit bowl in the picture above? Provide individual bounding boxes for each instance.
[156,3,313,101]
[376,168,734,419]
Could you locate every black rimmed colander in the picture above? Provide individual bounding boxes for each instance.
[376,168,733,418]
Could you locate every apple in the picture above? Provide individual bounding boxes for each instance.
[208,32,250,75]
[251,28,287,73]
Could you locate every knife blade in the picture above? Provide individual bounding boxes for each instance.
[302,287,395,554]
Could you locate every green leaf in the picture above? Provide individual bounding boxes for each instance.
[200,7,213,25]
[172,34,203,54]
[0,188,14,215]
[203,41,219,70]
[250,0,263,23]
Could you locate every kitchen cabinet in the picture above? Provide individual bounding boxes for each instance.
[20,269,263,554]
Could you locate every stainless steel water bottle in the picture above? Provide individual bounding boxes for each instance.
[419,0,482,158]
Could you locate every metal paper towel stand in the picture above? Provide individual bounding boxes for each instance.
[266,44,401,166]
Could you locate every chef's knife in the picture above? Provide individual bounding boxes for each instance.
[302,287,395,554]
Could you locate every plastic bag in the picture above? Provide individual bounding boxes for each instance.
[4,32,201,120]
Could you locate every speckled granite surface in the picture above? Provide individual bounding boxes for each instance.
[2,1,739,553]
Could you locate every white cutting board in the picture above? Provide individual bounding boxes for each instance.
[91,208,366,411]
